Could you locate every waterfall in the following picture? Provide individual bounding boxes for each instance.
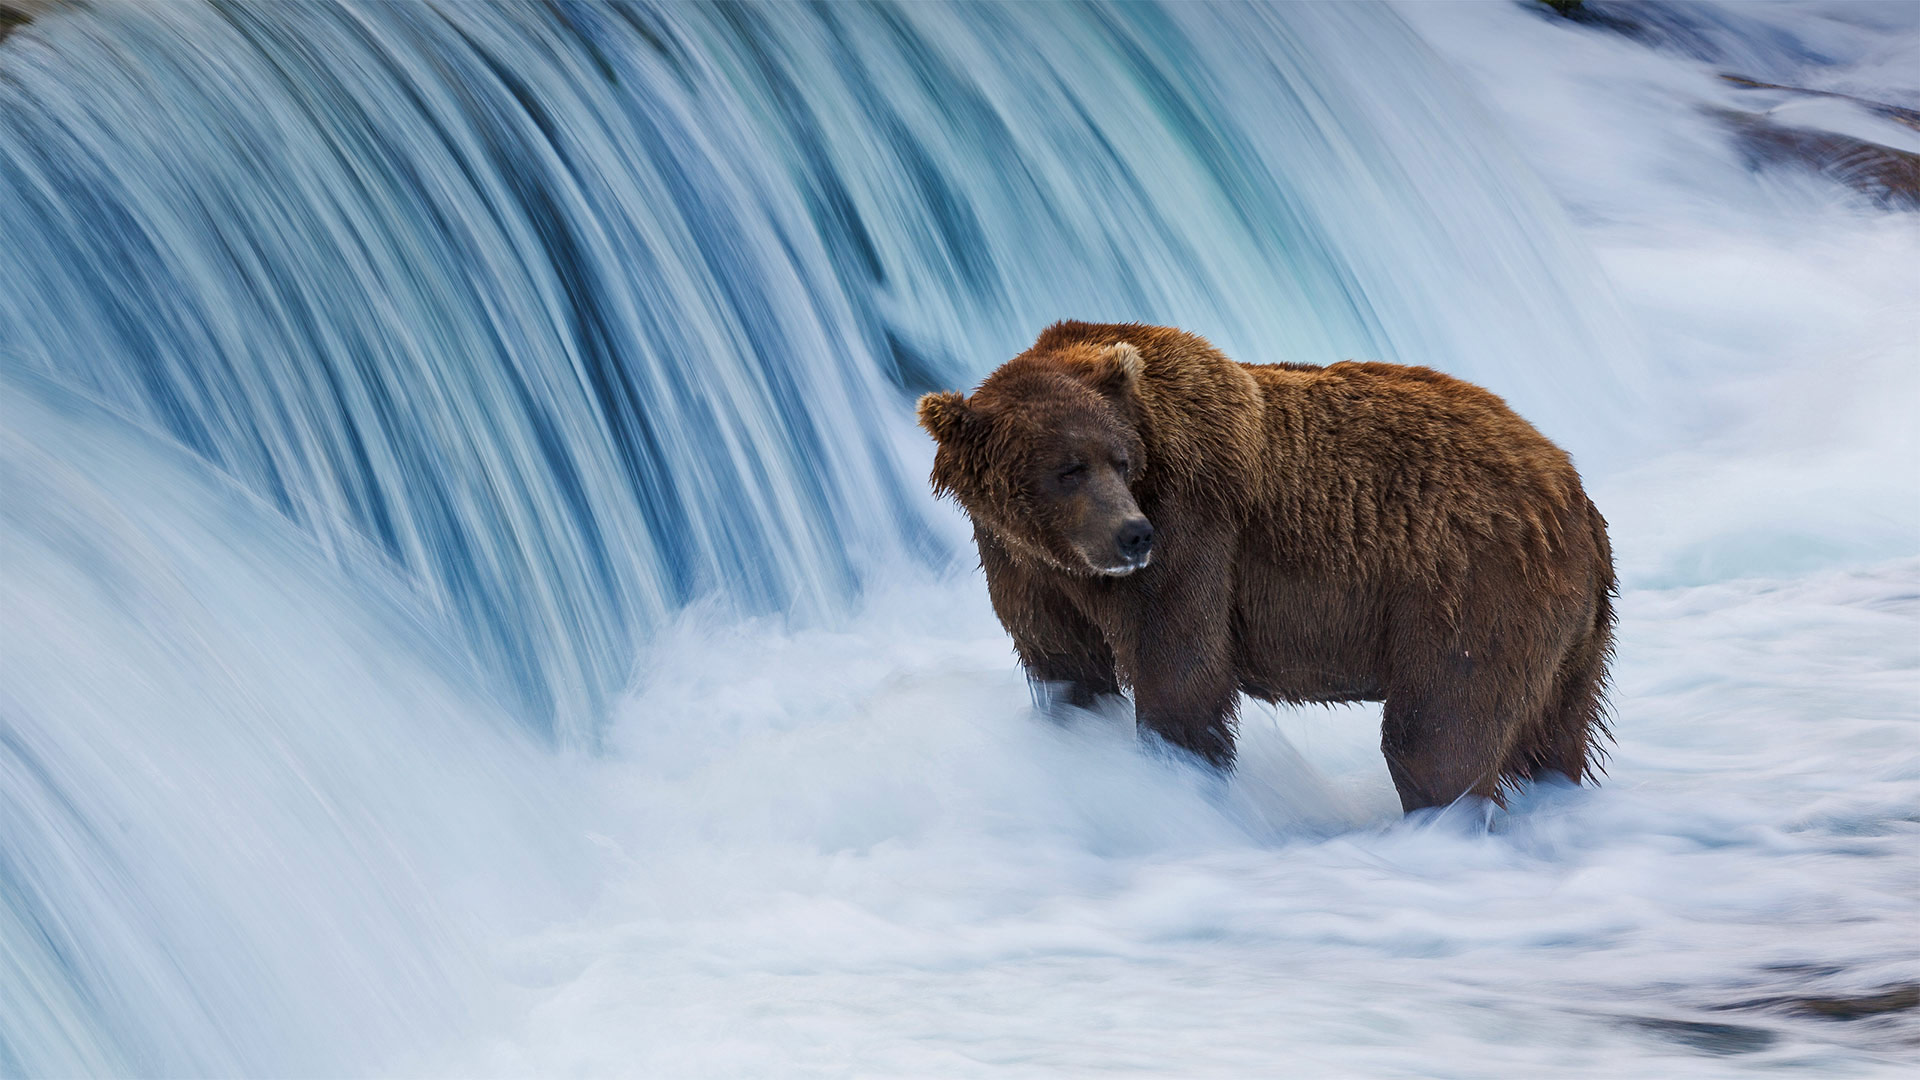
[0,0,1633,743]
[0,2,1649,1074]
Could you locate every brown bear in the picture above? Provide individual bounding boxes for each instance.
[917,321,1615,812]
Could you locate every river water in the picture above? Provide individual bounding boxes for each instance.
[1,2,1913,1075]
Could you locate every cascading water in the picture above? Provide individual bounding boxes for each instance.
[0,0,1634,742]
[7,1,1910,1077]
[2,369,583,1076]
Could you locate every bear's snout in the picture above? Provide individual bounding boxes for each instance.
[1114,517,1154,567]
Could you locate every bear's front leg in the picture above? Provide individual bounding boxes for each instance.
[976,529,1121,714]
[1126,525,1240,768]
[1018,628,1121,715]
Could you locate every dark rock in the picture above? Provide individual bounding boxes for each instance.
[1523,2,1841,74]
[1721,983,1920,1022]
[1621,1016,1780,1055]
[1713,106,1920,211]
[2,1,60,47]
[0,5,32,47]
[1522,1,1743,63]
[1790,985,1920,1021]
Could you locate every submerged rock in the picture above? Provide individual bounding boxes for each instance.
[1527,5,1920,210]
[1709,72,1920,210]
[1620,1016,1780,1056]
[1712,93,1920,211]
[1723,984,1920,1023]
[1,1,59,46]
[0,6,30,46]
[1522,0,1758,63]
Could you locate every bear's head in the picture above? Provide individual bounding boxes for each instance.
[917,341,1153,577]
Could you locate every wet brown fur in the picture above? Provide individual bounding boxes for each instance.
[918,321,1616,812]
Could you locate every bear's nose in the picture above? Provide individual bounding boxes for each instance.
[1115,518,1154,561]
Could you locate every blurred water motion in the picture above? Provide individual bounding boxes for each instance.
[0,0,1629,743]
[5,2,1912,1077]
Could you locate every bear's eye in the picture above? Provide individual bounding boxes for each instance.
[1113,454,1131,476]
[1055,463,1086,490]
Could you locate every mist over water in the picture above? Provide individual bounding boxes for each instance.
[1,1,1914,1076]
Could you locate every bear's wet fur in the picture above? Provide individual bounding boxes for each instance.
[918,321,1615,812]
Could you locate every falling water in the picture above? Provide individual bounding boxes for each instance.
[5,1,1910,1076]
[0,0,1633,741]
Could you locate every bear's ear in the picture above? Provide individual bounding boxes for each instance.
[1088,341,1144,400]
[915,391,976,446]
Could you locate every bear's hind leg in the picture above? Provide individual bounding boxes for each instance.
[1380,681,1523,813]
[1515,606,1615,785]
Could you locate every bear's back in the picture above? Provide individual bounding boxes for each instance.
[1238,357,1590,583]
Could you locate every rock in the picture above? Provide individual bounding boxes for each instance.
[1712,100,1920,211]
[1,1,60,47]
[1779,985,1920,1022]
[1719,983,1920,1023]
